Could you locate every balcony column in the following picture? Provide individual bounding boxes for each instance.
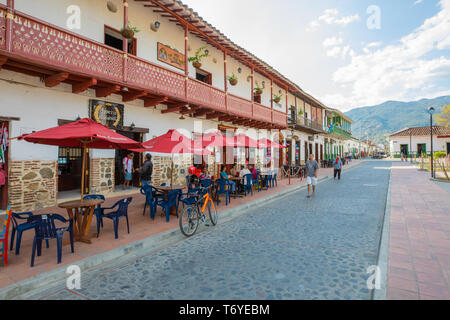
[184,25,189,98]
[251,66,254,116]
[6,0,14,52]
[270,79,273,124]
[223,51,227,109]
[123,0,128,82]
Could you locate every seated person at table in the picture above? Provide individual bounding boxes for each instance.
[220,166,236,192]
[239,165,251,178]
[250,165,258,180]
[200,168,211,180]
[230,164,237,177]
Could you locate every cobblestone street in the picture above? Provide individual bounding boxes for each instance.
[28,161,392,300]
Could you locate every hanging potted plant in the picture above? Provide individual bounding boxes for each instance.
[254,81,263,96]
[298,109,304,116]
[120,23,140,39]
[188,45,209,69]
[227,73,238,86]
[272,93,282,104]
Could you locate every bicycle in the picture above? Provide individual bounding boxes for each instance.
[179,184,218,237]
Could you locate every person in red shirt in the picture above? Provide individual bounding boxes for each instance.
[0,164,6,187]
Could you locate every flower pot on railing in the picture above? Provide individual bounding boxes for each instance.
[254,89,263,96]
[273,97,281,103]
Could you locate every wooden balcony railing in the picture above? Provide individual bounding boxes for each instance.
[227,94,253,118]
[0,7,286,128]
[288,115,325,132]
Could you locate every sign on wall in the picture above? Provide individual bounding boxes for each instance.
[157,42,185,71]
[89,100,124,129]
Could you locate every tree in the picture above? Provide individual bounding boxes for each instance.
[435,104,450,127]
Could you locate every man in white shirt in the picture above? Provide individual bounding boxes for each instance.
[123,153,134,190]
[239,165,251,178]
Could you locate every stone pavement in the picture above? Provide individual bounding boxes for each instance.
[0,160,362,294]
[27,160,389,300]
[387,162,450,300]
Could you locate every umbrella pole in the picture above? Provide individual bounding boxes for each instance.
[170,154,174,187]
[81,144,87,201]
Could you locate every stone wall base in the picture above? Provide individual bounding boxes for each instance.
[8,160,57,212]
[89,158,114,195]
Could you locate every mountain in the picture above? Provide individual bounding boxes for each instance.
[344,96,450,145]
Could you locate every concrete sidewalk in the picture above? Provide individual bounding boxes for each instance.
[387,162,450,300]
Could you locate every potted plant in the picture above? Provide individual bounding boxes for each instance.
[254,81,263,96]
[121,23,140,39]
[227,73,238,86]
[272,93,282,103]
[188,45,209,69]
[298,109,304,116]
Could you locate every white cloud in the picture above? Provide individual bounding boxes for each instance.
[366,41,383,48]
[414,0,424,5]
[323,37,344,47]
[307,8,360,31]
[323,0,450,111]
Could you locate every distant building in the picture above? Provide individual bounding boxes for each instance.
[388,126,450,157]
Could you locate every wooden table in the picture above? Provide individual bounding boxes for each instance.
[229,177,245,198]
[156,185,186,216]
[58,199,104,244]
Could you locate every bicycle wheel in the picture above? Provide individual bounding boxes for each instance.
[179,205,199,237]
[206,200,218,226]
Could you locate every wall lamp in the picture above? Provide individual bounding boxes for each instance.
[151,21,160,32]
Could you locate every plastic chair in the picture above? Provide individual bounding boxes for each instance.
[83,195,105,238]
[0,208,12,266]
[243,174,253,196]
[30,213,74,267]
[271,172,278,187]
[101,197,133,239]
[216,178,231,206]
[10,211,49,255]
[140,185,163,220]
[156,190,179,222]
[252,173,261,192]
[261,175,270,190]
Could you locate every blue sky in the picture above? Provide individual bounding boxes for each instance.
[182,0,450,111]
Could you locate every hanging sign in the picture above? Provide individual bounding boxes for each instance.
[89,100,124,129]
[157,42,186,71]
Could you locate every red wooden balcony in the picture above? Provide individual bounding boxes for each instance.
[0,6,286,129]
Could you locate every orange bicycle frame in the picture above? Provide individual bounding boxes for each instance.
[201,192,216,213]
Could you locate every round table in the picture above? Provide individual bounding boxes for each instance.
[58,198,104,244]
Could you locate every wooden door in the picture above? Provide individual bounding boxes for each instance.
[0,121,9,210]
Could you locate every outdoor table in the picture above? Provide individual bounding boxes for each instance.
[157,185,186,216]
[58,198,104,244]
[229,176,245,198]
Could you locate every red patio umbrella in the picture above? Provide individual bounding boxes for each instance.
[131,130,211,186]
[258,138,286,149]
[234,134,259,148]
[195,131,237,148]
[18,118,142,199]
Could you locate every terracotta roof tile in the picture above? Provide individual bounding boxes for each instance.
[389,126,450,137]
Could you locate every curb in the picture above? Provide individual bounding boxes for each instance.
[373,166,392,300]
[2,162,364,300]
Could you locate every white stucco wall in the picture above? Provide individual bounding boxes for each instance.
[389,136,448,154]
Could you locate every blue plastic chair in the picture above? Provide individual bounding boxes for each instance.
[216,178,231,206]
[271,172,278,187]
[261,174,270,190]
[243,174,253,196]
[83,195,106,238]
[30,214,74,267]
[101,197,133,239]
[266,174,273,188]
[10,212,49,255]
[252,173,261,192]
[140,185,163,220]
[156,190,179,222]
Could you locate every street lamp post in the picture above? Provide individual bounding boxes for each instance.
[428,107,435,179]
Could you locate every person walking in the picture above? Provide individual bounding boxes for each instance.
[306,154,319,198]
[334,155,342,181]
[123,153,134,190]
[138,153,153,187]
